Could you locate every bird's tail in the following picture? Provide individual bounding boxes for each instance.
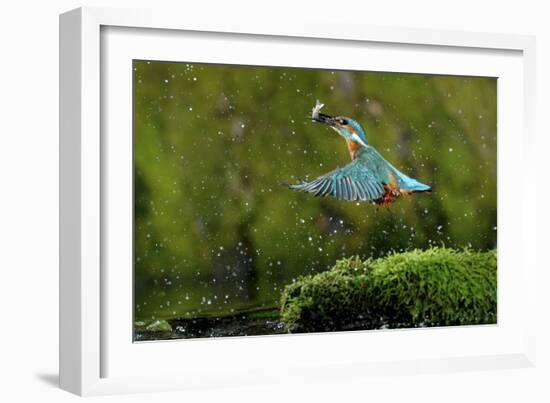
[402,177,431,193]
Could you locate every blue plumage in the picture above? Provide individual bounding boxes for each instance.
[288,102,431,206]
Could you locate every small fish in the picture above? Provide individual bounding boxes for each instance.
[311,100,325,121]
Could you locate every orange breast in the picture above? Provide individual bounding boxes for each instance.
[345,139,361,159]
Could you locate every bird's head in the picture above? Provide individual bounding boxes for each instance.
[312,111,369,148]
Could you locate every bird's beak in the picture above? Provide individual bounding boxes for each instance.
[312,113,337,127]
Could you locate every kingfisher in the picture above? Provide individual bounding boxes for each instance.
[287,101,431,206]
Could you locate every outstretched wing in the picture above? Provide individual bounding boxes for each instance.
[288,158,385,202]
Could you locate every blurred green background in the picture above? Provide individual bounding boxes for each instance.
[133,60,497,322]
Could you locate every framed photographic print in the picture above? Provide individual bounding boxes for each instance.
[60,6,537,396]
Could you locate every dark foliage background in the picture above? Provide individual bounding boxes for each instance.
[133,60,496,321]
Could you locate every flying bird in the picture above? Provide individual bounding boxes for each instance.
[287,101,431,207]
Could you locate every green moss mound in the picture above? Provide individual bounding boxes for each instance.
[280,248,497,333]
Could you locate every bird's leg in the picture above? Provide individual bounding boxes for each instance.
[381,186,393,208]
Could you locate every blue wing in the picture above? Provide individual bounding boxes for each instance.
[288,158,386,202]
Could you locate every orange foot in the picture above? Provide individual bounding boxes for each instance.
[380,187,394,208]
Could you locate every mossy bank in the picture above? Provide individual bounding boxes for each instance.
[280,248,497,333]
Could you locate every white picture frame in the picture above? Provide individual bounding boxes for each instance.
[60,6,537,396]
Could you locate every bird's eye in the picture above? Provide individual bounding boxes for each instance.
[340,119,348,125]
